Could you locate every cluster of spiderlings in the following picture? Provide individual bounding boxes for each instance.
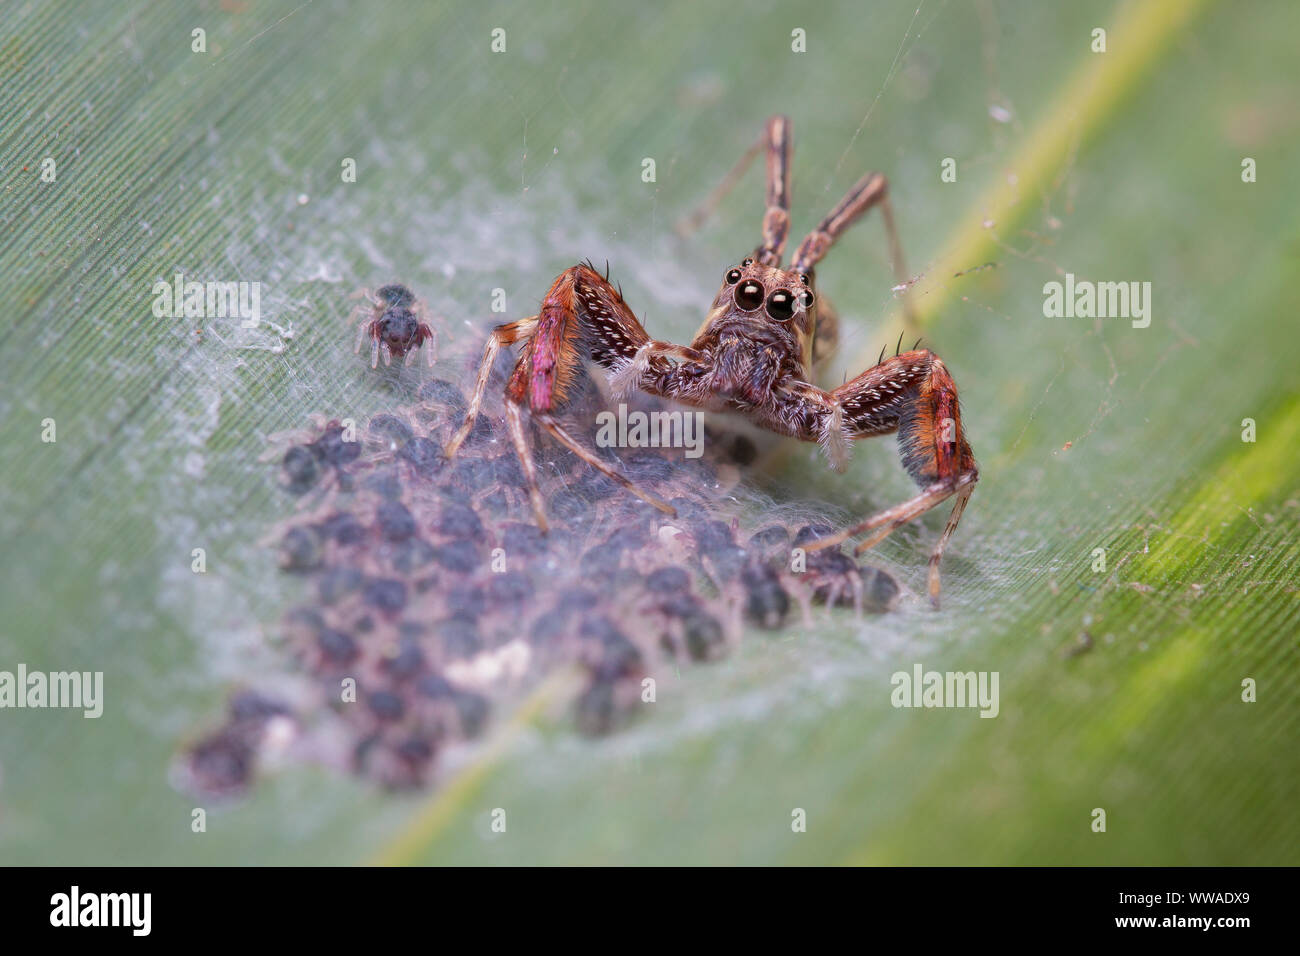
[185,378,899,795]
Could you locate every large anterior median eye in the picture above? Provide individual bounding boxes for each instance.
[765,288,795,321]
[725,268,742,284]
[734,279,764,311]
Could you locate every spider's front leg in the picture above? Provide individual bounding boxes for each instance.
[352,311,383,368]
[400,301,437,368]
[445,264,684,530]
[795,349,978,609]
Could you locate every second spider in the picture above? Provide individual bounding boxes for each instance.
[353,283,437,369]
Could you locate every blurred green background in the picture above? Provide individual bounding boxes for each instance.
[0,0,1296,865]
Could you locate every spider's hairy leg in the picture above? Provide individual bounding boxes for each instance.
[536,414,676,516]
[675,114,792,253]
[791,170,916,329]
[674,132,762,239]
[449,265,681,526]
[445,316,537,459]
[414,300,438,367]
[351,294,376,357]
[503,399,548,531]
[533,266,678,517]
[802,349,978,608]
[756,114,793,266]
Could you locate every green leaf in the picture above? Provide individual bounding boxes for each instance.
[2,0,1297,865]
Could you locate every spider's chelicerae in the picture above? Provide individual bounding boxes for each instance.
[446,116,978,607]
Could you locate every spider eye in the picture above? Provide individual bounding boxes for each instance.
[725,268,742,285]
[734,279,764,311]
[796,289,814,311]
[741,257,754,267]
[799,273,811,286]
[766,289,796,321]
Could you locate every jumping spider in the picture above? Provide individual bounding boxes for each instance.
[445,116,978,607]
[353,283,436,369]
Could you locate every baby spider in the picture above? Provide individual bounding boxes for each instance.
[352,283,437,369]
[445,116,977,608]
[262,416,362,497]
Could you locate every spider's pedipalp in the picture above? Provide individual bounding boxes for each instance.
[609,341,656,400]
[819,398,850,472]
